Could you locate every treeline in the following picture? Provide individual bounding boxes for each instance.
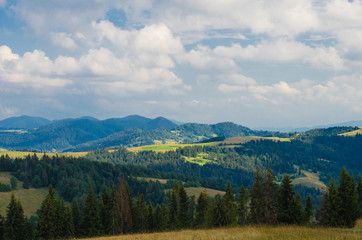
[1,167,361,240]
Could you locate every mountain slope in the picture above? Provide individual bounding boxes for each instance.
[0,115,51,129]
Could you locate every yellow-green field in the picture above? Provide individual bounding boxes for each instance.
[0,150,88,159]
[185,187,225,198]
[0,172,47,216]
[221,136,291,146]
[339,127,362,136]
[292,170,327,191]
[127,142,216,152]
[80,220,362,240]
[136,177,169,184]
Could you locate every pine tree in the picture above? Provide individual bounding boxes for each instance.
[54,198,66,238]
[147,202,154,232]
[168,189,178,229]
[212,194,227,227]
[357,174,362,218]
[263,167,277,225]
[304,195,313,225]
[237,185,248,225]
[195,191,209,227]
[178,184,189,228]
[63,203,75,238]
[71,198,81,237]
[133,193,148,232]
[4,194,27,240]
[337,167,359,227]
[154,204,163,232]
[0,214,4,240]
[294,193,304,225]
[119,179,132,233]
[38,185,56,239]
[224,181,236,225]
[80,187,100,237]
[327,178,339,227]
[108,185,120,235]
[249,167,264,224]
[316,191,330,226]
[277,174,296,224]
[99,186,110,234]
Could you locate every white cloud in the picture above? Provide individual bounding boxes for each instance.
[0,0,6,8]
[50,32,77,49]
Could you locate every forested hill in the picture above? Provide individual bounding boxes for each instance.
[0,115,290,152]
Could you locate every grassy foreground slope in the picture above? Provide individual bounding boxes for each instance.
[81,222,362,240]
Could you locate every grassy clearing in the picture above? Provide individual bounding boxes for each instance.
[0,172,47,216]
[292,170,327,191]
[128,142,216,153]
[220,136,291,146]
[339,127,362,136]
[185,187,225,198]
[0,150,87,159]
[80,222,362,240]
[136,177,168,184]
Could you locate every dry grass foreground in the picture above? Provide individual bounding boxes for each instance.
[81,221,362,240]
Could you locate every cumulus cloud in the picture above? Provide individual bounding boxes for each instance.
[50,32,77,49]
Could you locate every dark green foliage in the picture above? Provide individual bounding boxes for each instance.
[357,174,362,218]
[263,167,277,225]
[249,168,264,224]
[133,193,148,232]
[107,186,120,235]
[22,176,30,189]
[38,185,56,239]
[0,215,4,240]
[4,194,27,240]
[0,183,11,192]
[168,188,178,229]
[195,192,209,227]
[211,194,227,227]
[80,187,100,237]
[337,167,358,227]
[327,178,339,227]
[178,184,189,228]
[224,181,236,225]
[147,202,154,232]
[119,179,133,233]
[304,195,313,224]
[237,185,248,225]
[153,205,163,232]
[10,176,17,190]
[277,175,297,224]
[71,198,81,237]
[294,193,304,225]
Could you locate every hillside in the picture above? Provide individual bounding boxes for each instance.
[0,115,51,129]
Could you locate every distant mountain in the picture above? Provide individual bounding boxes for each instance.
[0,115,51,129]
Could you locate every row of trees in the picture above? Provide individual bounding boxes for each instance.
[2,167,360,239]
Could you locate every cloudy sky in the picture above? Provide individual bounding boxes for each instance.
[1,0,362,128]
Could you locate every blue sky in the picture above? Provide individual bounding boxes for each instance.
[1,0,362,128]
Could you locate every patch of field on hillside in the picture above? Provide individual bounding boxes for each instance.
[128,142,216,152]
[80,221,362,240]
[185,187,225,198]
[0,172,47,216]
[0,150,88,159]
[292,170,327,191]
[220,136,291,146]
[339,127,362,136]
[136,177,169,184]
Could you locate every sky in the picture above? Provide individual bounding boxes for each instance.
[1,0,362,128]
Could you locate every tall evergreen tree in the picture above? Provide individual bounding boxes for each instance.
[304,195,313,224]
[195,191,209,227]
[119,179,133,233]
[99,186,110,234]
[337,167,359,227]
[277,174,297,224]
[147,202,154,232]
[38,185,56,239]
[63,203,75,239]
[263,167,277,225]
[294,193,304,225]
[224,181,236,225]
[0,214,4,240]
[168,188,178,229]
[357,174,362,218]
[237,185,248,225]
[178,184,189,228]
[4,194,27,240]
[54,198,66,238]
[187,196,196,228]
[211,194,227,227]
[249,167,264,224]
[133,193,148,232]
[80,187,100,237]
[154,204,163,232]
[327,178,339,227]
[108,185,120,235]
[71,198,81,237]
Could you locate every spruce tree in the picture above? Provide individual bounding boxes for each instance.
[263,167,277,225]
[294,193,304,225]
[99,186,110,234]
[212,194,227,227]
[147,202,154,232]
[187,195,196,228]
[277,174,296,224]
[237,185,248,225]
[357,174,362,218]
[38,185,56,239]
[4,194,27,240]
[0,214,4,240]
[54,198,66,238]
[224,181,236,225]
[316,191,330,226]
[133,193,148,232]
[249,167,264,224]
[71,198,81,237]
[337,167,358,227]
[178,184,189,228]
[108,185,120,235]
[168,189,178,229]
[154,204,163,232]
[63,203,75,239]
[304,195,313,224]
[195,191,209,227]
[327,178,339,227]
[119,179,132,233]
[80,187,100,237]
